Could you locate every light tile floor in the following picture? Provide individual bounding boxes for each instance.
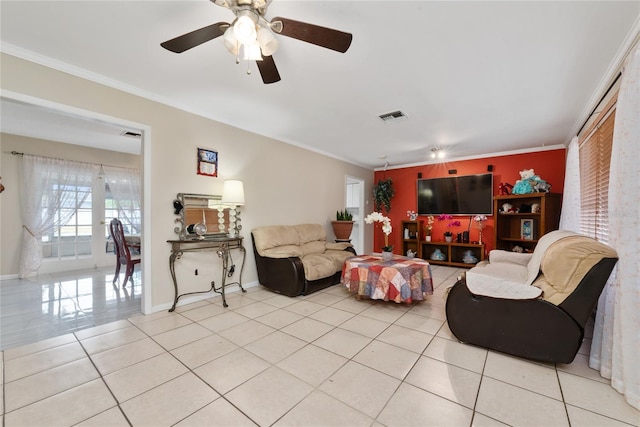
[0,267,142,351]
[1,265,638,426]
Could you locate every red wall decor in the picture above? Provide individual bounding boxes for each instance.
[371,149,566,255]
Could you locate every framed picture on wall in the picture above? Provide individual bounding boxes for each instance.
[197,148,218,177]
[521,219,534,240]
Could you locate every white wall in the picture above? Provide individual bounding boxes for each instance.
[0,53,374,312]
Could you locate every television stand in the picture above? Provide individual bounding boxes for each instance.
[421,241,485,268]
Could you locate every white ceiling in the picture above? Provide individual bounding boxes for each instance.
[1,1,638,169]
[0,98,143,154]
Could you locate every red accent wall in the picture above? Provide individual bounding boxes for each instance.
[372,149,566,255]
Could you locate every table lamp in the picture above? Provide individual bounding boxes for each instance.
[222,179,245,237]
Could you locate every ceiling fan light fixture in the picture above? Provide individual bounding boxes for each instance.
[222,26,239,55]
[256,24,278,56]
[233,14,257,44]
[161,0,353,84]
[243,41,263,61]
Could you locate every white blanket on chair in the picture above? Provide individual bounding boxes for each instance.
[465,230,578,300]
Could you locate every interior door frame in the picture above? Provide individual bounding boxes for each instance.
[345,175,365,254]
[2,90,153,314]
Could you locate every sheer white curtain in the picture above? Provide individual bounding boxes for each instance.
[559,136,581,232]
[103,165,141,233]
[18,155,97,278]
[589,46,640,410]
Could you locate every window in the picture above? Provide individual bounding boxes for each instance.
[41,177,94,260]
[105,182,141,252]
[579,100,615,243]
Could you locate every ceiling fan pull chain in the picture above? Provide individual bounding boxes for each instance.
[246,61,251,75]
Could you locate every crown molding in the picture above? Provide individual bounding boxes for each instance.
[1,43,371,170]
[375,144,567,171]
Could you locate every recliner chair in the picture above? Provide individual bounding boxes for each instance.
[445,230,617,363]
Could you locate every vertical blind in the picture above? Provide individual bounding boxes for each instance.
[579,104,615,243]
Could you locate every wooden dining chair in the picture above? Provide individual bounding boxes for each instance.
[109,218,141,286]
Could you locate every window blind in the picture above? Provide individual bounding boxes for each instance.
[579,107,615,243]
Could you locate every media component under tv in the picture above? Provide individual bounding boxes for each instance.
[417,173,493,215]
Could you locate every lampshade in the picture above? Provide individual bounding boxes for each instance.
[222,26,239,55]
[257,24,278,56]
[233,15,257,45]
[222,180,245,206]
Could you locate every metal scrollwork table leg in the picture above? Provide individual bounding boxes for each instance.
[167,238,245,312]
[213,243,246,308]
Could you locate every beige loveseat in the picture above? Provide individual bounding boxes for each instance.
[251,224,356,296]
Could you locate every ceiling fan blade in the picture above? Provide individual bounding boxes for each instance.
[161,22,229,53]
[271,17,352,53]
[256,55,281,84]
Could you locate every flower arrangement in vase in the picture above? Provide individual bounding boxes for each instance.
[365,212,393,259]
[406,210,417,221]
[474,215,487,245]
[438,214,461,242]
[424,215,435,241]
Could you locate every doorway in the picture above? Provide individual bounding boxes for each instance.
[345,176,365,254]
[1,92,151,314]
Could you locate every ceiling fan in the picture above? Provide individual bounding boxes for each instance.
[161,0,353,84]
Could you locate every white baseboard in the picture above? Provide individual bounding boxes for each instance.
[150,280,261,313]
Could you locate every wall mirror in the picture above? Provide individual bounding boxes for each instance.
[173,193,231,240]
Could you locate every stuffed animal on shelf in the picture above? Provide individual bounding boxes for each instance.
[512,169,551,194]
[499,182,513,195]
[519,203,532,213]
[532,179,552,193]
[500,203,518,213]
[512,169,536,194]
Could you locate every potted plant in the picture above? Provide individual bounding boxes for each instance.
[424,215,435,242]
[331,209,354,240]
[438,214,460,242]
[373,178,395,213]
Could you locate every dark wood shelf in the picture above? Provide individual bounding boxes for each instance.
[500,237,539,243]
[421,241,485,268]
[401,220,423,258]
[494,193,561,251]
[497,212,541,216]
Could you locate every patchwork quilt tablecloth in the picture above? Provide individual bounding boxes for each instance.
[341,255,433,303]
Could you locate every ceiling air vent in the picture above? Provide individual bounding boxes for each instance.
[121,130,142,138]
[378,110,407,123]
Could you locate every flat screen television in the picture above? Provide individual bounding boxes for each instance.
[417,173,493,215]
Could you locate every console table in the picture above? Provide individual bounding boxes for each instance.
[167,236,246,311]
